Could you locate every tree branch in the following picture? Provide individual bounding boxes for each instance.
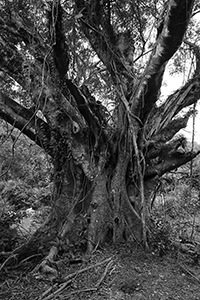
[0,91,52,155]
[146,41,200,140]
[147,110,194,144]
[65,79,107,147]
[148,78,200,140]
[145,150,200,179]
[130,0,195,122]
[146,136,187,161]
[49,0,70,78]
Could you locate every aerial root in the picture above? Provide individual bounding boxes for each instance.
[38,256,114,300]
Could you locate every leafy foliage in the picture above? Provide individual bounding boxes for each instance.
[0,197,22,252]
[0,121,52,251]
[151,153,200,255]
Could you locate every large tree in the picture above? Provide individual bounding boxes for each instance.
[0,0,200,272]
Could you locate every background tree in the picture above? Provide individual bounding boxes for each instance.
[0,0,200,273]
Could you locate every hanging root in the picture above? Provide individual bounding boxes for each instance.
[132,132,149,249]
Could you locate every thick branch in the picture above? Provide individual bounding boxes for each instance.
[0,92,52,155]
[148,77,200,138]
[146,136,187,161]
[49,0,70,78]
[65,79,107,146]
[131,0,195,122]
[146,41,200,139]
[145,150,200,180]
[147,110,194,144]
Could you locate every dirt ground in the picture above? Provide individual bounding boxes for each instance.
[0,243,200,300]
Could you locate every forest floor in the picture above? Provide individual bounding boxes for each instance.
[1,243,200,300]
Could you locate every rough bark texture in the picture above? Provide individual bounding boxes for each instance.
[0,0,200,270]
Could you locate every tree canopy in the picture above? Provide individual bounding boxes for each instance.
[0,0,199,171]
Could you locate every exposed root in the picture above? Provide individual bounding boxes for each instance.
[32,246,58,279]
[58,212,76,239]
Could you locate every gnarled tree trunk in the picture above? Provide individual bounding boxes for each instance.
[0,0,200,273]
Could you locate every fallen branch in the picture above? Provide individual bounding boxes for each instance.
[178,264,200,283]
[95,259,113,288]
[40,280,72,300]
[63,255,113,282]
[39,256,114,300]
[39,286,56,300]
[59,287,98,299]
[16,254,42,268]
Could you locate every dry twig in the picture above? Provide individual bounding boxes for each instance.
[178,264,200,283]
[0,254,17,272]
[39,256,114,300]
[59,287,98,299]
[95,260,113,288]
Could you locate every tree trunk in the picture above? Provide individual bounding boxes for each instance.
[7,140,155,270]
[0,0,199,276]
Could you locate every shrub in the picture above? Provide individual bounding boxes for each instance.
[0,198,22,252]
